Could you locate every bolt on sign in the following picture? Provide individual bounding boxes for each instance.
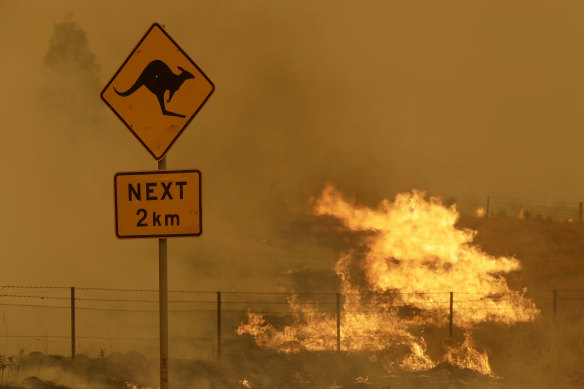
[101,23,214,160]
[114,170,201,238]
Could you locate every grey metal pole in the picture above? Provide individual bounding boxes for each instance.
[158,157,169,389]
[336,293,341,351]
[449,292,453,338]
[217,292,221,359]
[71,287,75,361]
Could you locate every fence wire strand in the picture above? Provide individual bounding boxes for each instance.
[0,285,583,359]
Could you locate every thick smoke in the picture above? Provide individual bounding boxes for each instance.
[2,2,584,388]
[38,13,101,128]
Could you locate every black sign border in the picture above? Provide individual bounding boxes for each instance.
[114,169,202,239]
[101,23,215,160]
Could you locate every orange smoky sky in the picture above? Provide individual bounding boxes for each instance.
[1,0,584,290]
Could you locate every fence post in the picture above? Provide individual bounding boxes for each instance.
[449,292,453,338]
[71,287,75,361]
[336,293,341,351]
[553,290,557,326]
[486,196,490,218]
[217,291,221,360]
[579,202,582,224]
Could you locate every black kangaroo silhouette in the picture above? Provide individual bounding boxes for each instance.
[114,59,195,118]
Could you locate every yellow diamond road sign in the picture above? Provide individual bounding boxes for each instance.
[101,23,214,160]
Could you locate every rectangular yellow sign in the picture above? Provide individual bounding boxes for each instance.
[114,170,201,238]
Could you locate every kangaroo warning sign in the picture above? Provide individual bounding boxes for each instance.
[114,170,202,238]
[101,23,214,160]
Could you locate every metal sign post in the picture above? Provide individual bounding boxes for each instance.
[102,22,214,389]
[158,157,168,389]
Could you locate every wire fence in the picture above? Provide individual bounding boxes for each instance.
[0,285,583,361]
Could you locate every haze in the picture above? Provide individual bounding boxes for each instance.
[2,0,583,292]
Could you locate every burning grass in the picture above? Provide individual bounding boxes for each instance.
[238,185,540,376]
[1,187,584,387]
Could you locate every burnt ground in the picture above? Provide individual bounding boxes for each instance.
[0,333,581,389]
[2,217,583,388]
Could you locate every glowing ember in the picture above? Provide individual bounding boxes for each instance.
[518,209,527,220]
[237,185,539,375]
[124,382,159,389]
[475,207,486,218]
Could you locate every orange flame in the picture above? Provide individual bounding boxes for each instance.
[124,381,159,389]
[240,378,252,388]
[444,332,493,376]
[475,207,486,218]
[237,185,539,375]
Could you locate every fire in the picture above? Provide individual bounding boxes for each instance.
[444,332,493,376]
[237,185,539,375]
[518,209,527,219]
[475,207,486,217]
[398,338,436,371]
[124,382,159,389]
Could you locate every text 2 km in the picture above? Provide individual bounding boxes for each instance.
[136,208,179,227]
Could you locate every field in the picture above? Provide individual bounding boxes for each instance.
[1,214,584,388]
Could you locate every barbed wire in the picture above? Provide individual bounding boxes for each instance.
[0,300,583,313]
[1,285,582,294]
[0,335,212,341]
